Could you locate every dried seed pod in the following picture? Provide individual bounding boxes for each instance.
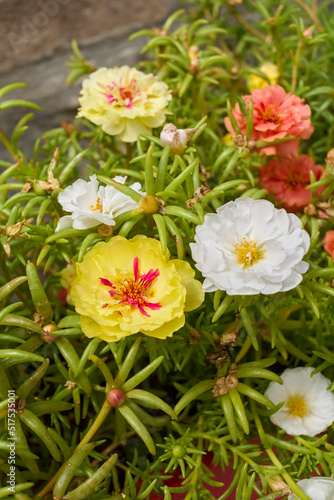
[98,224,114,237]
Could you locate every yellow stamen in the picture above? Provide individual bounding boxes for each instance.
[286,395,308,417]
[91,197,103,212]
[235,237,262,266]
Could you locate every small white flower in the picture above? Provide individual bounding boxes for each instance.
[288,477,334,500]
[56,175,143,231]
[190,197,310,295]
[265,367,334,437]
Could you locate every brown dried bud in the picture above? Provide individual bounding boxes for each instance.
[233,134,247,148]
[212,376,228,397]
[106,388,126,407]
[188,328,201,345]
[61,121,76,136]
[226,374,238,389]
[199,163,211,180]
[160,123,197,156]
[229,363,238,374]
[221,332,239,347]
[304,203,316,216]
[206,350,229,365]
[326,149,334,168]
[138,195,160,214]
[267,475,292,495]
[186,198,197,210]
[193,186,210,202]
[98,224,114,237]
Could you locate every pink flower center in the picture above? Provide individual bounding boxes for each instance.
[260,104,281,125]
[103,78,141,109]
[99,257,161,316]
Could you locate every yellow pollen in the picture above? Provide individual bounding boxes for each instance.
[286,395,309,417]
[261,104,281,125]
[235,238,260,266]
[91,197,103,212]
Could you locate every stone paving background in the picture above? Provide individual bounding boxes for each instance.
[0,0,177,157]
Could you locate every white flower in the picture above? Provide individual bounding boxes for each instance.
[265,367,334,437]
[56,175,143,231]
[190,197,310,295]
[288,477,334,500]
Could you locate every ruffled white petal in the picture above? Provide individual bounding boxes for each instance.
[265,367,334,437]
[55,175,142,232]
[288,477,334,500]
[190,197,310,295]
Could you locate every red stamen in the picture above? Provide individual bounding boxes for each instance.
[99,257,161,316]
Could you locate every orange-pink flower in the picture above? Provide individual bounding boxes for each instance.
[259,155,324,212]
[324,231,334,259]
[224,85,314,157]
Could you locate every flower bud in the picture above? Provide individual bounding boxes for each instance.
[160,123,196,156]
[138,195,159,214]
[172,445,186,458]
[42,322,58,343]
[98,224,114,237]
[106,388,126,407]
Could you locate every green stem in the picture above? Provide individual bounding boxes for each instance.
[291,41,302,94]
[37,399,112,498]
[0,126,20,162]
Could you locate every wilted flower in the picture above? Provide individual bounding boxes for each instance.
[160,123,196,155]
[288,477,334,500]
[324,230,334,259]
[224,85,314,157]
[77,66,172,142]
[70,236,204,342]
[265,367,334,437]
[259,155,324,212]
[56,175,142,231]
[190,197,310,295]
[248,62,279,91]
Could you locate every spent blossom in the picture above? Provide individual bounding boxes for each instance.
[77,66,172,142]
[190,197,310,295]
[259,155,324,212]
[265,367,334,437]
[224,85,314,157]
[56,175,143,231]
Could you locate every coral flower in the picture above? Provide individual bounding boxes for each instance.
[224,85,314,157]
[259,155,324,211]
[324,230,334,259]
[248,62,279,91]
[70,236,204,341]
[265,367,334,437]
[77,66,172,142]
[190,197,310,295]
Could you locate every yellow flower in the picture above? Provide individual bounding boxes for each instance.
[248,63,279,91]
[77,66,172,142]
[70,236,204,342]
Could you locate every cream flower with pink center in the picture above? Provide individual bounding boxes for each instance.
[190,197,310,295]
[77,66,172,142]
[224,85,314,157]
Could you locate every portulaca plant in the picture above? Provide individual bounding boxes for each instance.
[2,1,334,500]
